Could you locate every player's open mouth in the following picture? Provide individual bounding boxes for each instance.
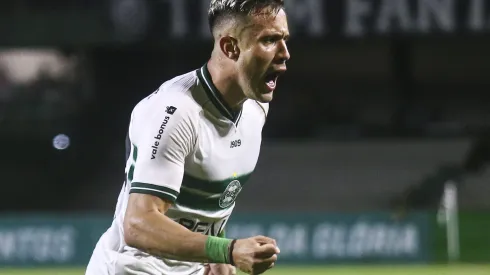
[265,72,279,91]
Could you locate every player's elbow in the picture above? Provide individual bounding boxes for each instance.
[122,201,154,249]
[123,212,144,248]
[123,193,172,250]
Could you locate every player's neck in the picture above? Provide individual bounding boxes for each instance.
[206,60,246,112]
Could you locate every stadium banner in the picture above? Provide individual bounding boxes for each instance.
[0,214,110,267]
[143,0,490,40]
[0,212,430,267]
[5,211,490,266]
[3,0,490,46]
[227,212,431,264]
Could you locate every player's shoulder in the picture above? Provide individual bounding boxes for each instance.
[149,70,200,108]
[133,70,201,119]
[128,71,202,143]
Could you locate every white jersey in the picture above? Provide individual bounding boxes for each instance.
[86,64,268,275]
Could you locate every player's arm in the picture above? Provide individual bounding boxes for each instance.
[125,195,280,271]
[124,193,213,262]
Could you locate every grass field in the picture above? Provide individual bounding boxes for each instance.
[1,265,489,275]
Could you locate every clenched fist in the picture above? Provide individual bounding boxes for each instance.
[230,236,280,275]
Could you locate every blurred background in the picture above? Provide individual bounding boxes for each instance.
[1,0,490,274]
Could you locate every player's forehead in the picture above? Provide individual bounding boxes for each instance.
[242,9,289,36]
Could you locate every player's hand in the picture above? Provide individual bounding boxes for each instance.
[231,236,280,275]
[203,263,236,275]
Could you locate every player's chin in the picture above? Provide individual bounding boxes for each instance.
[256,92,274,103]
[255,88,274,103]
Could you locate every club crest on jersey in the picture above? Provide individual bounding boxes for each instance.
[219,180,242,209]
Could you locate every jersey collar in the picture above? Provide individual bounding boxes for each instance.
[197,64,242,123]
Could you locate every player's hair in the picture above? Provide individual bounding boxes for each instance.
[208,0,285,33]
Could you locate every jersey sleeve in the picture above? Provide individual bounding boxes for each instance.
[127,99,197,204]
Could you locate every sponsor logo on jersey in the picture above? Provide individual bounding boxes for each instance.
[166,106,177,115]
[219,180,242,208]
[151,116,170,159]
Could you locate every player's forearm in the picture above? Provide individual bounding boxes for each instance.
[124,211,209,262]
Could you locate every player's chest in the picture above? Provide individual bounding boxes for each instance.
[190,113,263,177]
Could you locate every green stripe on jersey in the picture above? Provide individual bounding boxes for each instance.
[177,189,223,210]
[132,144,138,161]
[128,165,135,182]
[127,144,138,182]
[177,173,253,210]
[181,173,252,194]
[130,182,179,203]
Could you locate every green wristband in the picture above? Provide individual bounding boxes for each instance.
[205,236,232,264]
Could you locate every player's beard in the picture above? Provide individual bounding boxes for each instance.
[236,52,273,102]
[238,72,273,103]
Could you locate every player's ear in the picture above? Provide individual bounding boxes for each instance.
[219,36,240,60]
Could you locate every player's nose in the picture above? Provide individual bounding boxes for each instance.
[276,40,290,63]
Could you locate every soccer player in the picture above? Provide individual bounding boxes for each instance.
[86,0,290,274]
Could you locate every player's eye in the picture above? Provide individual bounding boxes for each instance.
[262,36,278,45]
